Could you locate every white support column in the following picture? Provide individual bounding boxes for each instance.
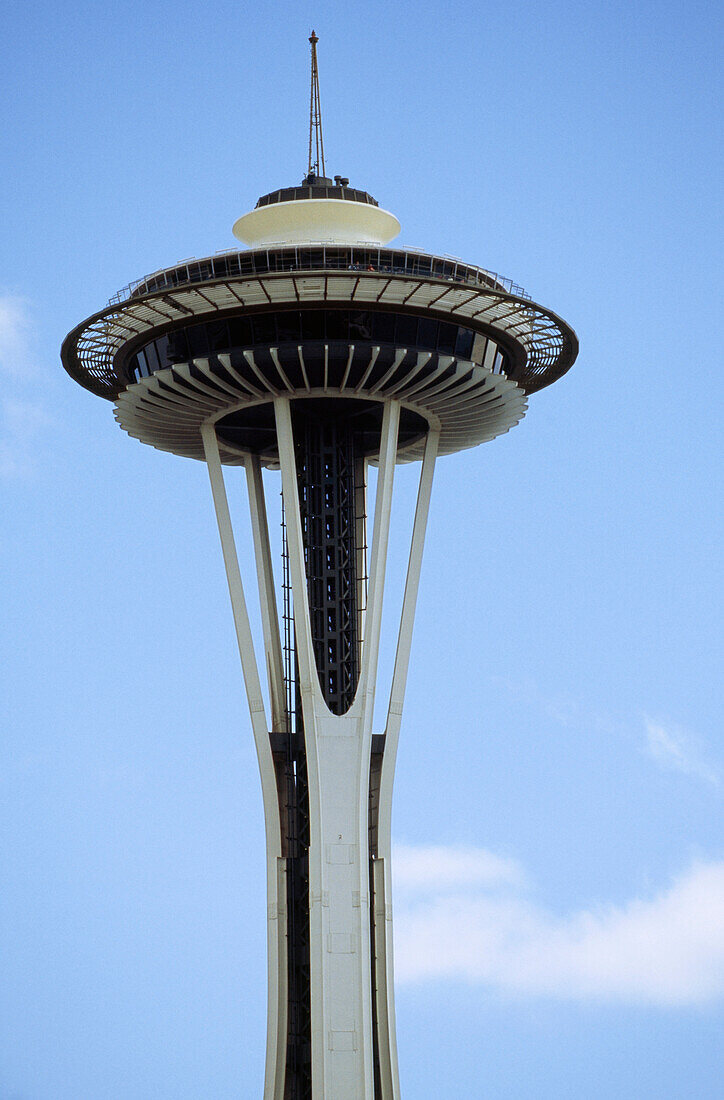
[374,428,439,1100]
[382,427,439,768]
[356,403,402,1097]
[244,454,286,732]
[272,399,319,707]
[358,400,401,718]
[200,423,287,1100]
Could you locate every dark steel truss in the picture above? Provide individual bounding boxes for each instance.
[294,408,364,714]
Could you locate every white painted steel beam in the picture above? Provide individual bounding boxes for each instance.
[244,454,286,732]
[383,428,440,757]
[201,424,287,1099]
[375,429,439,1098]
[358,400,400,718]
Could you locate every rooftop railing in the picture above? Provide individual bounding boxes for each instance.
[255,185,378,207]
[109,246,531,306]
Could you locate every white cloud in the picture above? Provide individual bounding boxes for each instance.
[0,296,51,477]
[644,717,720,788]
[0,296,37,378]
[393,844,724,1005]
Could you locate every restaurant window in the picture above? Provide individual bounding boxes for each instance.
[438,323,456,354]
[276,312,301,344]
[371,312,395,343]
[186,324,208,358]
[301,311,324,340]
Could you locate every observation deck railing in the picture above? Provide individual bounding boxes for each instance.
[256,185,378,207]
[109,246,531,307]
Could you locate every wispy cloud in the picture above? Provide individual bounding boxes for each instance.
[393,844,724,1005]
[644,717,720,788]
[492,676,721,792]
[0,296,36,378]
[0,295,52,478]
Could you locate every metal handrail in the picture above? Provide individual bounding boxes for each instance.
[109,246,530,306]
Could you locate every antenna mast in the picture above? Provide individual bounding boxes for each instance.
[307,30,326,178]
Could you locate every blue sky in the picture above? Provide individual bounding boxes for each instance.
[1,1,722,1097]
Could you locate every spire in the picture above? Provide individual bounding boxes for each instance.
[307,30,326,179]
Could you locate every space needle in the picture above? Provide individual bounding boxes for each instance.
[61,32,577,1100]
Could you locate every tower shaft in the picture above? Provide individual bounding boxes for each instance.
[280,408,365,1095]
[201,401,440,1098]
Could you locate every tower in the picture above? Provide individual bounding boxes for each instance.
[61,33,577,1100]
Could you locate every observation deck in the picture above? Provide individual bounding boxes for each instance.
[61,183,578,468]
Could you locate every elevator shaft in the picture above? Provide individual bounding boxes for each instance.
[280,407,367,1098]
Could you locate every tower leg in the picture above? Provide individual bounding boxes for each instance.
[201,425,287,1099]
[375,428,439,1099]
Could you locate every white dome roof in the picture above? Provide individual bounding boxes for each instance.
[233,197,401,248]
